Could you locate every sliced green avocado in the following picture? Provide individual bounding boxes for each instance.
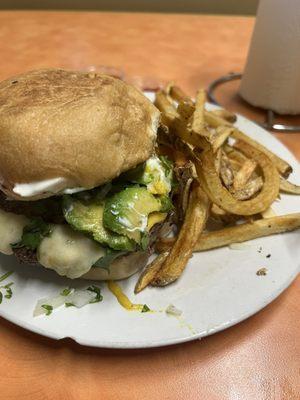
[119,155,174,195]
[103,187,162,243]
[63,196,135,251]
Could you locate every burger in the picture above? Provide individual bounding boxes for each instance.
[0,69,175,281]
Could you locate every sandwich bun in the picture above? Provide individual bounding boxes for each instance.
[0,68,160,200]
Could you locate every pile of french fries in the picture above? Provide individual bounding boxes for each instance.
[134,85,300,293]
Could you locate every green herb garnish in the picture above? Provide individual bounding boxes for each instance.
[41,304,53,316]
[87,285,103,303]
[93,250,128,271]
[0,271,13,282]
[140,234,149,251]
[0,273,14,303]
[4,287,13,299]
[141,304,150,313]
[65,302,75,307]
[60,288,72,296]
[11,218,51,250]
[158,195,173,212]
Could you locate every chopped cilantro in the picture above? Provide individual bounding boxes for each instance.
[87,285,103,303]
[60,288,72,296]
[11,218,51,250]
[93,250,127,271]
[65,302,75,307]
[0,275,14,303]
[4,287,12,299]
[0,271,13,282]
[41,304,53,316]
[141,304,150,313]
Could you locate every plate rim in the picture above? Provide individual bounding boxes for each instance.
[0,101,299,349]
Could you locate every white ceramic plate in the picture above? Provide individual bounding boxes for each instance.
[0,96,299,349]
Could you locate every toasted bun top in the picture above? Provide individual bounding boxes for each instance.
[0,69,160,200]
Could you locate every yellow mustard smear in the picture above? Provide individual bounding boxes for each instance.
[107,281,146,312]
[107,283,196,334]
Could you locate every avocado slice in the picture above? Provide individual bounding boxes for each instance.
[103,187,162,243]
[63,196,135,251]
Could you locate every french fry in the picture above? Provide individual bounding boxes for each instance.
[211,126,235,153]
[156,213,300,253]
[177,101,194,120]
[261,207,276,218]
[214,148,222,173]
[232,176,263,200]
[154,91,179,125]
[228,158,244,174]
[155,237,175,253]
[220,151,234,188]
[194,213,300,251]
[171,117,210,150]
[279,177,300,195]
[232,130,292,177]
[164,81,175,95]
[210,203,240,225]
[190,89,207,136]
[196,144,280,215]
[134,252,169,294]
[169,85,193,105]
[181,177,193,216]
[204,111,232,128]
[224,144,249,165]
[151,185,210,286]
[233,159,257,190]
[211,109,237,123]
[211,203,227,217]
[149,84,299,290]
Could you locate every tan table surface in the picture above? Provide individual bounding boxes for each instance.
[0,11,299,400]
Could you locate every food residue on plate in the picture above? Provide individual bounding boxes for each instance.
[256,267,268,276]
[107,281,150,312]
[165,304,182,316]
[33,285,102,317]
[0,271,14,304]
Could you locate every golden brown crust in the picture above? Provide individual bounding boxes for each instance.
[0,69,160,200]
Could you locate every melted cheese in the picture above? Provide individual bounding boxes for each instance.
[37,225,105,279]
[0,209,28,255]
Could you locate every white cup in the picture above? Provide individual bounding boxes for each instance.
[239,0,300,115]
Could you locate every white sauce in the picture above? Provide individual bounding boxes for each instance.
[13,177,86,198]
[118,204,148,233]
[13,177,65,197]
[63,187,87,195]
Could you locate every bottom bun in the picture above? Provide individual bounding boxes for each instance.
[82,251,149,281]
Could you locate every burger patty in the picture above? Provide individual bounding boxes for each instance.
[13,246,38,265]
[0,191,65,223]
[10,218,173,266]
